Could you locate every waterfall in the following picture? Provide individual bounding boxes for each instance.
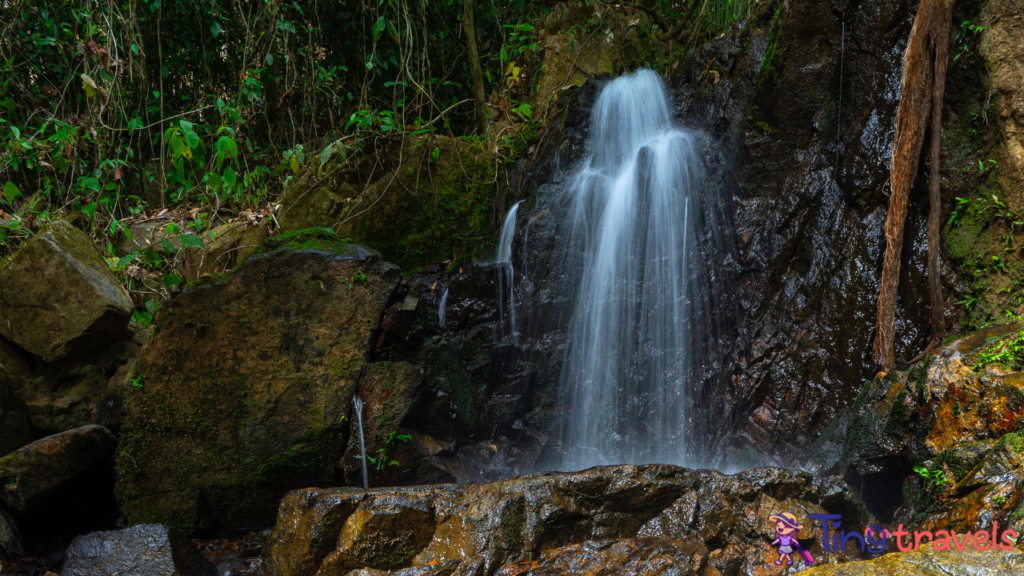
[438,287,448,330]
[557,69,727,470]
[496,201,521,344]
[352,395,369,488]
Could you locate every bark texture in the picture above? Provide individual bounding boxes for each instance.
[875,0,954,369]
[462,0,488,135]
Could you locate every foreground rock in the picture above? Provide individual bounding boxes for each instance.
[265,464,865,576]
[805,323,1024,538]
[0,220,133,363]
[803,547,1024,575]
[116,232,401,529]
[62,524,218,576]
[0,425,118,543]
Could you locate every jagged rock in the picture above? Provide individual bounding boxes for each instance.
[265,465,864,576]
[802,547,1024,575]
[0,220,133,363]
[0,425,119,542]
[115,232,401,529]
[61,524,218,576]
[318,492,437,573]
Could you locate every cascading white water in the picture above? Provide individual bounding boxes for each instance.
[438,287,448,329]
[352,395,369,488]
[496,201,521,343]
[558,69,725,470]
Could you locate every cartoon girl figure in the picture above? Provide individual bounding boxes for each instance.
[770,512,814,567]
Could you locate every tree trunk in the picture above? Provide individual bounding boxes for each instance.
[923,0,954,357]
[462,0,488,135]
[874,0,954,369]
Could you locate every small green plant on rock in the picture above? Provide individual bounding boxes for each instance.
[348,272,368,289]
[914,465,949,491]
[974,329,1024,372]
[366,430,411,471]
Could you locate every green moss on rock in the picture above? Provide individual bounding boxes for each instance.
[115,242,401,529]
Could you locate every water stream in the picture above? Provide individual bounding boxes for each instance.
[557,69,727,470]
[496,201,522,344]
[352,395,369,488]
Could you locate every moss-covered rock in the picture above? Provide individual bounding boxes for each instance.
[0,220,133,363]
[114,238,401,530]
[278,136,499,271]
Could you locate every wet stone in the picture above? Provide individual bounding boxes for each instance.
[62,524,218,576]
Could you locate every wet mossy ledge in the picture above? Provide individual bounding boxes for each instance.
[276,135,514,273]
[114,238,401,529]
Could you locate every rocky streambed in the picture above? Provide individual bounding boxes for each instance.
[3,0,1024,574]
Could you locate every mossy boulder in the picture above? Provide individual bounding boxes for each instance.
[278,136,498,270]
[115,236,401,530]
[0,220,133,363]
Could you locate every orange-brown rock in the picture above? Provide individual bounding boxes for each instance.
[265,465,864,576]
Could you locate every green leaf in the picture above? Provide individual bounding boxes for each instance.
[266,53,274,66]
[117,249,139,268]
[161,238,176,254]
[165,222,180,234]
[179,234,204,249]
[210,22,221,37]
[131,42,139,55]
[223,167,237,187]
[81,74,98,98]
[320,144,334,167]
[3,181,20,204]
[186,131,200,149]
[431,147,440,163]
[163,273,182,290]
[145,299,160,315]
[180,120,194,133]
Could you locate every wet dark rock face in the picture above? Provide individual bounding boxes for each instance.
[501,0,966,467]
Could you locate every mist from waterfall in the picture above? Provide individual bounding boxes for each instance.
[557,69,728,471]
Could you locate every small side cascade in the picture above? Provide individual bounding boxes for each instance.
[496,201,522,344]
[438,287,449,330]
[352,395,369,489]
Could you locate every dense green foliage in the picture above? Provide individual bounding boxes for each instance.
[1,0,758,264]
